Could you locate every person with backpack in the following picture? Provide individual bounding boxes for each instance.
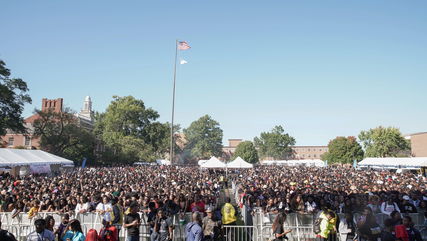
[381,196,401,216]
[0,221,17,241]
[186,212,203,241]
[356,207,381,241]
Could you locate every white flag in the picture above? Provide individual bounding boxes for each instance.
[180,59,188,65]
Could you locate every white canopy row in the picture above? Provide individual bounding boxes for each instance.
[358,157,427,169]
[198,156,253,168]
[0,149,74,167]
[262,159,326,167]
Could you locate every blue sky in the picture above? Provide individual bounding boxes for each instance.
[1,1,426,145]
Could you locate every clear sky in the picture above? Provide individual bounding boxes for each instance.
[1,1,426,146]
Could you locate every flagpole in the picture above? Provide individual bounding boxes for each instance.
[170,39,178,164]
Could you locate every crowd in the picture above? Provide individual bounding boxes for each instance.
[0,165,426,241]
[232,166,427,240]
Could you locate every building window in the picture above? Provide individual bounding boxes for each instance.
[8,137,14,146]
[308,148,310,151]
[314,154,317,158]
[25,136,31,146]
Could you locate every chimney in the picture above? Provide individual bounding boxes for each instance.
[41,98,63,113]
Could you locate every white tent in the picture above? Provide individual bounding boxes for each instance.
[156,159,171,165]
[227,156,253,168]
[358,157,427,169]
[262,159,325,167]
[199,156,226,168]
[198,159,208,165]
[0,149,74,166]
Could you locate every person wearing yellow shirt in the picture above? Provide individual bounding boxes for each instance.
[27,200,41,219]
[221,198,236,241]
[317,210,337,241]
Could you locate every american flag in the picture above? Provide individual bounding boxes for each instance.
[178,41,191,50]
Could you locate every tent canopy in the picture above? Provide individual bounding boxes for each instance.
[0,149,74,167]
[358,157,427,168]
[199,156,226,168]
[262,159,325,167]
[227,156,253,168]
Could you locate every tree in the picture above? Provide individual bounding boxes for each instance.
[358,126,411,157]
[232,141,259,164]
[94,96,170,163]
[321,136,364,164]
[33,108,96,164]
[0,60,32,135]
[254,125,295,160]
[183,115,223,160]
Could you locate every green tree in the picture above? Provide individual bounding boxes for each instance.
[358,126,411,157]
[232,141,259,164]
[0,60,32,135]
[321,136,364,164]
[254,125,295,160]
[33,108,96,164]
[94,96,170,163]
[183,115,223,160]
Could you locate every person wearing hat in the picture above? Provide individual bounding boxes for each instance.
[401,195,417,214]
[202,207,221,241]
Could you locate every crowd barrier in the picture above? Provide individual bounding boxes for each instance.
[2,211,427,241]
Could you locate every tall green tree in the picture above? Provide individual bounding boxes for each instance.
[232,141,259,164]
[254,125,295,160]
[94,96,170,163]
[0,60,32,135]
[321,136,364,164]
[33,108,95,164]
[183,115,223,160]
[358,126,410,157]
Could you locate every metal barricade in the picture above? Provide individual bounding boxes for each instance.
[223,225,258,241]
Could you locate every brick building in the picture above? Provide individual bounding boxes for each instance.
[1,97,94,149]
[405,132,427,157]
[221,139,328,160]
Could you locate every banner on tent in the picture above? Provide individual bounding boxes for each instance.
[30,164,51,174]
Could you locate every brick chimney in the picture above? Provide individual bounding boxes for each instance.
[41,98,63,113]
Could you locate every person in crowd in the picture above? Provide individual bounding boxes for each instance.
[55,214,70,241]
[75,196,90,214]
[316,210,336,241]
[395,216,423,241]
[27,218,56,241]
[221,198,236,226]
[0,220,17,241]
[401,195,418,213]
[99,218,118,241]
[186,211,203,241]
[124,202,140,241]
[272,213,292,241]
[85,229,99,241]
[356,207,381,241]
[390,210,402,226]
[381,218,397,241]
[110,197,123,240]
[62,219,85,241]
[45,215,55,232]
[202,207,221,241]
[151,209,174,241]
[381,196,401,216]
[338,212,356,241]
[28,200,41,219]
[96,196,113,221]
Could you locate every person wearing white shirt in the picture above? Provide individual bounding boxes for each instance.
[27,219,55,241]
[96,196,113,221]
[380,197,401,216]
[75,196,90,214]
